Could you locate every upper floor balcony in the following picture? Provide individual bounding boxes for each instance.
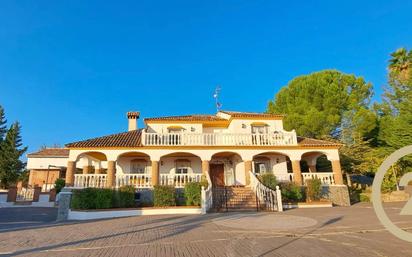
[141,130,298,146]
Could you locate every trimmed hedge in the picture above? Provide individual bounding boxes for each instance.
[305,178,322,202]
[112,185,136,208]
[153,185,176,207]
[184,182,201,206]
[71,186,136,210]
[279,182,303,202]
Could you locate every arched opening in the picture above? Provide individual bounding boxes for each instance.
[301,152,332,173]
[75,151,108,174]
[210,152,243,186]
[73,151,108,188]
[159,152,202,187]
[116,152,151,188]
[117,152,151,175]
[300,151,335,185]
[252,152,292,183]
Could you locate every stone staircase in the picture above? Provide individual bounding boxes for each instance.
[212,186,258,212]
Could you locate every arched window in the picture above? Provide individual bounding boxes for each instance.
[131,159,147,174]
[175,159,191,174]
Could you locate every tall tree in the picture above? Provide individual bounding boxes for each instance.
[0,122,27,188]
[267,70,375,140]
[0,105,6,141]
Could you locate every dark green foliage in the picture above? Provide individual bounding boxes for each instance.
[258,173,278,190]
[54,178,65,194]
[267,70,374,139]
[112,186,136,208]
[71,187,136,210]
[71,188,112,209]
[0,122,27,188]
[0,106,6,141]
[280,182,303,202]
[153,185,176,207]
[184,182,201,206]
[305,178,322,202]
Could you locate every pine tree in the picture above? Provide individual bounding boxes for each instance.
[0,105,6,142]
[0,122,27,188]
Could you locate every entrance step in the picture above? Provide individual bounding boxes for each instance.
[212,186,260,212]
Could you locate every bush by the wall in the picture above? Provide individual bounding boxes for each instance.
[71,188,113,209]
[279,182,303,202]
[200,175,209,189]
[112,185,136,208]
[184,182,201,206]
[54,178,65,194]
[305,178,322,202]
[258,173,278,190]
[71,187,136,210]
[153,185,176,207]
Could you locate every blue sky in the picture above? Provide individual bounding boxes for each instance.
[0,0,411,154]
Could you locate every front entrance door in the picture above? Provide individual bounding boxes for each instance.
[210,164,225,187]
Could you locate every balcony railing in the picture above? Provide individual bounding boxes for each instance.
[74,174,107,188]
[271,172,335,185]
[116,174,152,188]
[142,131,297,146]
[160,173,202,188]
[73,173,202,189]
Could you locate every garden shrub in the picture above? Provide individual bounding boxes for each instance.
[305,178,322,202]
[184,182,201,206]
[54,178,65,194]
[359,192,370,202]
[71,188,113,209]
[279,182,303,202]
[200,175,209,189]
[112,185,136,208]
[258,173,278,190]
[153,185,176,207]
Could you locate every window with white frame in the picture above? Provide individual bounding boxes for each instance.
[175,159,190,174]
[131,159,147,174]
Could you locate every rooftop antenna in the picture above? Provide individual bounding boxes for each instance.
[213,85,222,112]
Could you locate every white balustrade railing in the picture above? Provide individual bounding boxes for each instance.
[160,173,202,188]
[274,173,294,182]
[74,174,107,188]
[302,172,335,185]
[116,174,152,188]
[250,171,282,212]
[273,172,335,185]
[142,131,297,146]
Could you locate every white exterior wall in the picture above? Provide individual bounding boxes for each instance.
[226,119,284,133]
[27,157,68,169]
[159,157,202,175]
[116,156,151,175]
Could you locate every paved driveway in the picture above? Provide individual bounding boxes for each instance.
[0,203,411,256]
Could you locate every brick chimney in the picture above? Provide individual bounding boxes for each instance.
[127,111,140,131]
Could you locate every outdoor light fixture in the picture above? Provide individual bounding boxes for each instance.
[191,127,195,132]
[242,124,247,129]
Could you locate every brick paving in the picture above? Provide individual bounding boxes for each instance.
[0,203,412,256]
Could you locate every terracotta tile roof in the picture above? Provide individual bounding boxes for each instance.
[145,115,226,122]
[66,129,143,148]
[27,148,70,157]
[219,111,285,118]
[297,137,342,147]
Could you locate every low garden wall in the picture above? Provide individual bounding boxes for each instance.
[57,182,205,221]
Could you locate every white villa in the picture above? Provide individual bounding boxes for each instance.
[27,110,348,207]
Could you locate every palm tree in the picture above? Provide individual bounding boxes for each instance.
[389,48,412,82]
